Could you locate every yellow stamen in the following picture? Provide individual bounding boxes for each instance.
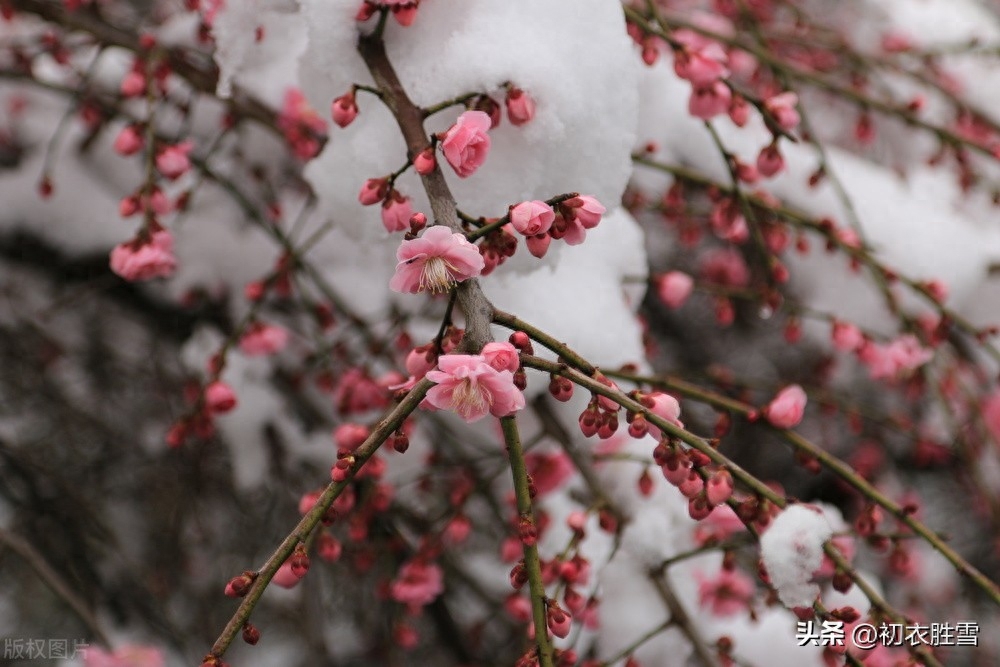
[420,256,458,293]
[452,378,492,417]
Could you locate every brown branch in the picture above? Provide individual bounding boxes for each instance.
[9,0,292,140]
[357,32,494,352]
[519,354,945,667]
[207,378,433,661]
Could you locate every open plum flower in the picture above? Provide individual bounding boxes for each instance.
[390,225,485,294]
[424,353,525,422]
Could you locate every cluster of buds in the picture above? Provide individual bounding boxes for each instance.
[653,439,734,520]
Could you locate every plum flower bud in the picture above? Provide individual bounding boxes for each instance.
[358,177,389,206]
[831,320,863,352]
[757,143,785,178]
[509,560,527,590]
[120,69,146,97]
[242,623,260,645]
[440,111,491,178]
[689,81,731,120]
[678,469,704,498]
[110,229,177,281]
[238,322,288,356]
[509,200,555,236]
[331,455,354,482]
[414,147,436,175]
[763,92,800,131]
[548,375,573,402]
[381,190,413,233]
[563,195,605,228]
[205,381,237,413]
[525,232,551,258]
[518,515,538,546]
[644,391,683,440]
[481,341,520,372]
[578,404,600,437]
[764,384,807,429]
[657,271,694,309]
[628,414,648,438]
[113,125,144,156]
[705,469,734,506]
[547,602,572,639]
[390,3,418,26]
[688,494,713,521]
[290,549,310,578]
[155,141,193,180]
[224,571,256,597]
[331,89,358,128]
[729,94,750,127]
[505,87,536,126]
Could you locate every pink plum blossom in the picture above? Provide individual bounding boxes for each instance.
[764,384,807,429]
[110,229,177,281]
[831,320,864,352]
[763,92,800,131]
[239,322,289,356]
[155,141,193,180]
[381,190,413,233]
[390,560,444,607]
[277,88,327,160]
[524,450,574,496]
[389,225,485,294]
[113,125,143,156]
[689,80,731,120]
[696,568,755,616]
[858,335,933,380]
[205,381,237,413]
[673,42,730,85]
[657,271,694,309]
[424,354,525,422]
[509,200,554,236]
[440,110,491,178]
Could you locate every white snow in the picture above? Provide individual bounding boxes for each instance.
[760,504,834,609]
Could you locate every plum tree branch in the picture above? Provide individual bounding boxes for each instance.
[357,32,494,352]
[501,415,556,667]
[206,378,433,662]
